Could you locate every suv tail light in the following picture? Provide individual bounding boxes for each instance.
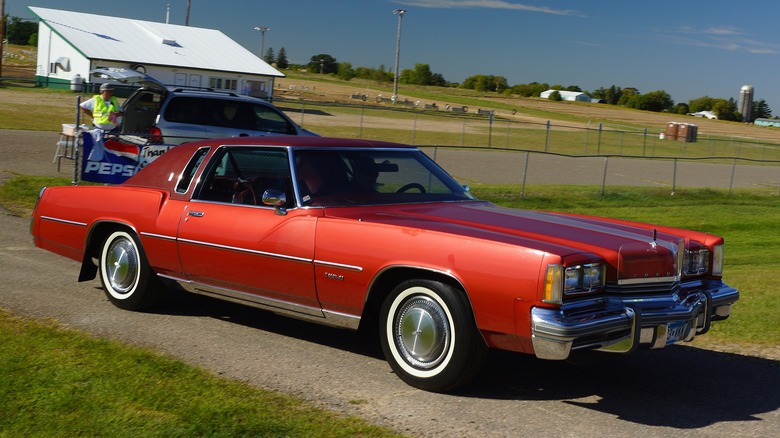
[148,127,163,144]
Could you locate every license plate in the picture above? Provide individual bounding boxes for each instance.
[666,320,690,345]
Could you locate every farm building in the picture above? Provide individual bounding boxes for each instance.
[540,89,591,102]
[29,6,283,99]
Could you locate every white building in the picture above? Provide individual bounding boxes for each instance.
[540,89,591,102]
[30,6,283,99]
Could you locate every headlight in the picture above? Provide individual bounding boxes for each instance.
[544,263,605,304]
[684,248,709,275]
[565,263,606,294]
[712,244,724,276]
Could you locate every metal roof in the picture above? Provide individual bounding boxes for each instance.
[29,6,284,77]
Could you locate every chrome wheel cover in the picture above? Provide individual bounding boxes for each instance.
[104,236,139,295]
[393,295,450,370]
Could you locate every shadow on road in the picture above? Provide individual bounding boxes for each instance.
[152,288,779,429]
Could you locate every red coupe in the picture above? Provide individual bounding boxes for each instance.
[31,137,739,392]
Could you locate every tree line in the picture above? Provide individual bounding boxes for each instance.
[262,48,772,123]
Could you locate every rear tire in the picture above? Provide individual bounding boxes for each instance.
[379,279,487,392]
[99,230,160,311]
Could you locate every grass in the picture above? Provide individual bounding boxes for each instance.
[0,309,402,437]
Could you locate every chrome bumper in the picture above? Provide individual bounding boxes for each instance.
[530,281,739,360]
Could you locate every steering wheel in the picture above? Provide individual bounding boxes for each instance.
[396,182,426,193]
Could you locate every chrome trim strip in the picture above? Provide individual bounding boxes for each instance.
[158,273,361,330]
[40,216,87,227]
[177,237,312,263]
[618,275,679,285]
[139,232,177,241]
[313,259,363,272]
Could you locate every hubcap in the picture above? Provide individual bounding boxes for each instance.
[105,238,139,295]
[394,295,450,369]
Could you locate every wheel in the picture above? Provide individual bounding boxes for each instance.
[99,230,160,311]
[380,279,487,392]
[396,182,426,193]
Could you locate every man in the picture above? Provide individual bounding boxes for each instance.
[80,83,123,131]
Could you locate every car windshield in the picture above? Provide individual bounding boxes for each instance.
[293,148,476,206]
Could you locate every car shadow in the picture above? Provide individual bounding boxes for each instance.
[151,289,779,429]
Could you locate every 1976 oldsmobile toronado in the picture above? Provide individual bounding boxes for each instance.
[31,136,739,392]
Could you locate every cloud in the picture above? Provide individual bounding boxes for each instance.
[392,0,578,16]
[657,25,779,55]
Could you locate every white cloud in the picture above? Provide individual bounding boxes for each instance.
[392,0,578,16]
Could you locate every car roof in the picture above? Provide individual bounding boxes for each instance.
[189,136,417,149]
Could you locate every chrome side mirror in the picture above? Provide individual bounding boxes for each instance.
[262,189,288,215]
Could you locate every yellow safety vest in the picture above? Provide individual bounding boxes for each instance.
[92,95,120,126]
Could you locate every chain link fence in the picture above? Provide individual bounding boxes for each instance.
[274,97,780,195]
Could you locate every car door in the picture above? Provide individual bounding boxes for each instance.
[176,146,322,315]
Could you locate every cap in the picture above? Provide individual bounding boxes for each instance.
[100,83,114,92]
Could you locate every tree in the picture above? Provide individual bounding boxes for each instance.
[617,87,639,106]
[276,47,289,69]
[751,99,772,121]
[6,16,37,46]
[308,54,338,74]
[625,90,674,112]
[549,90,562,101]
[337,62,356,81]
[263,47,275,65]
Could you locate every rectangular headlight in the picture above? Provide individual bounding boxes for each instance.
[564,263,605,295]
[712,244,724,276]
[684,248,709,275]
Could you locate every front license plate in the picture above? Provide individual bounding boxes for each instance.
[666,320,690,345]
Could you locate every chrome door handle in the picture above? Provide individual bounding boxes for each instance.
[188,211,205,217]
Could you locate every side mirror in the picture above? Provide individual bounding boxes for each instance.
[262,189,287,215]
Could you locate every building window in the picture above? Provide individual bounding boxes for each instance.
[209,77,237,91]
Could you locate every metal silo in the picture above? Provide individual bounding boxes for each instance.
[739,85,754,122]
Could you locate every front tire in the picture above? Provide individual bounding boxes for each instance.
[99,230,160,311]
[379,279,487,392]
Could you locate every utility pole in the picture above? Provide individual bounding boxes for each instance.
[185,0,191,26]
[0,0,6,79]
[254,26,270,58]
[392,9,406,102]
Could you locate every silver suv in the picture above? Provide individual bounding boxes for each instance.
[91,69,316,144]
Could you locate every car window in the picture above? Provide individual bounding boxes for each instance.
[195,147,293,208]
[175,147,209,194]
[294,149,475,206]
[121,90,164,135]
[163,97,295,134]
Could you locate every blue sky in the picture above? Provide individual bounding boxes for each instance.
[10,1,780,109]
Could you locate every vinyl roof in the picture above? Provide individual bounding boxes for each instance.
[29,6,284,77]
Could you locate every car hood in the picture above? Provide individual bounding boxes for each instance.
[326,201,693,281]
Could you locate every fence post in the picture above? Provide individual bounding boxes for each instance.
[488,112,493,148]
[584,122,590,154]
[73,96,81,186]
[601,156,609,195]
[672,158,678,195]
[643,128,647,156]
[506,121,510,147]
[412,113,417,145]
[299,99,305,126]
[358,104,365,138]
[521,151,530,198]
[544,120,551,152]
[729,158,737,195]
[461,119,466,146]
[597,123,603,154]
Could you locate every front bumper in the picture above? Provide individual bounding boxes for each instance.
[530,280,739,360]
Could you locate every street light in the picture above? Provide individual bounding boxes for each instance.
[254,26,270,58]
[392,9,406,102]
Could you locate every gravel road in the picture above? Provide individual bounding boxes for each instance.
[2,129,779,437]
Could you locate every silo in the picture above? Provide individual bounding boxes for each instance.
[739,85,754,122]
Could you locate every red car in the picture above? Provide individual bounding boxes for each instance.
[31,137,738,392]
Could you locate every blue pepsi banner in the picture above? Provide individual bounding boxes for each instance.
[80,130,174,184]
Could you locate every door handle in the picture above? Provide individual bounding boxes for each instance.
[188,211,205,217]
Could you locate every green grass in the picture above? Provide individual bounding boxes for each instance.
[0,309,402,437]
